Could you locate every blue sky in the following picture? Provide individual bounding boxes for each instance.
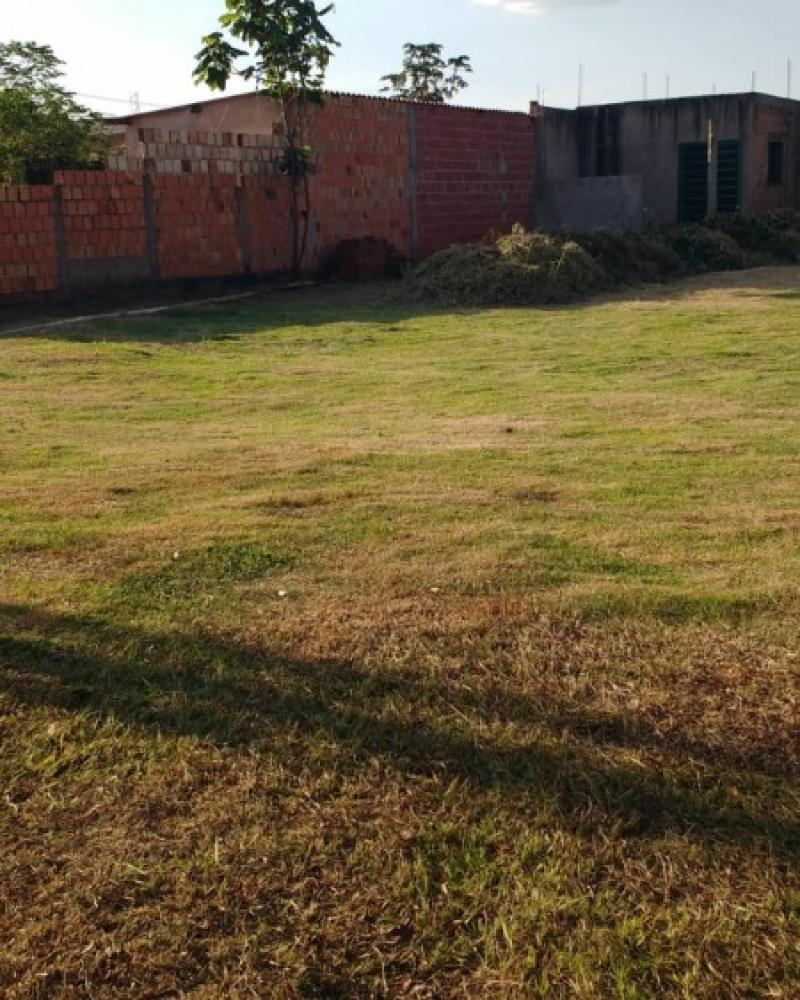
[4,0,800,114]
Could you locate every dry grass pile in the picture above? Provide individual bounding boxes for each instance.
[407,214,800,306]
[660,223,749,273]
[406,226,609,307]
[712,212,800,263]
[573,229,683,284]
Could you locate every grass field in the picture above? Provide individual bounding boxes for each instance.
[2,268,800,998]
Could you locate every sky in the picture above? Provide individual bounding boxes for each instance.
[3,0,800,115]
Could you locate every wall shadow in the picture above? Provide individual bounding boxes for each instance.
[3,264,798,345]
[1,601,798,857]
[0,280,447,344]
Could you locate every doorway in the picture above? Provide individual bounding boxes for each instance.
[678,139,741,221]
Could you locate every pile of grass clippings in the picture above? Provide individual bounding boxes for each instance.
[573,229,684,284]
[764,207,800,233]
[406,214,800,306]
[712,213,800,264]
[407,226,609,307]
[496,227,610,295]
[660,223,749,273]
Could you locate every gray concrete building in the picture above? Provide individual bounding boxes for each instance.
[534,92,800,231]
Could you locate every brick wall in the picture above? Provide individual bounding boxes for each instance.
[109,96,414,270]
[0,94,539,302]
[155,175,242,280]
[308,96,412,266]
[0,185,58,297]
[244,177,292,275]
[8,92,800,304]
[747,103,800,216]
[414,105,535,256]
[108,127,282,178]
[59,171,146,262]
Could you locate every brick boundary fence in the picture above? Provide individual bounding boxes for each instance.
[0,95,536,301]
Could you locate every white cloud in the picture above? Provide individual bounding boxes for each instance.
[473,0,618,12]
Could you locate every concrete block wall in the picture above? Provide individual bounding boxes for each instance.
[536,94,800,229]
[539,175,643,232]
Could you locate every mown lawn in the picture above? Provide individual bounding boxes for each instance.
[1,268,800,998]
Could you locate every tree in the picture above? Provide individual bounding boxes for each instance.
[0,42,108,183]
[195,0,339,275]
[381,44,473,104]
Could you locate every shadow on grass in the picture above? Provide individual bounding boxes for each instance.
[0,282,445,345]
[5,264,799,344]
[575,589,776,625]
[1,600,798,857]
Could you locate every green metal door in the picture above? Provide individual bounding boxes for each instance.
[679,139,742,221]
[678,143,708,222]
[717,140,742,214]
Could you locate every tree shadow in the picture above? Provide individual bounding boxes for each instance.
[1,600,798,857]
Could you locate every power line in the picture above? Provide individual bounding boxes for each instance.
[75,91,165,109]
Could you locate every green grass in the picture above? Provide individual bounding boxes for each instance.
[2,268,800,998]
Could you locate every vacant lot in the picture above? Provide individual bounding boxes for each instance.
[2,269,800,998]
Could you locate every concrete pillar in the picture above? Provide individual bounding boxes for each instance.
[143,173,161,281]
[235,181,253,274]
[52,185,69,295]
[706,117,719,218]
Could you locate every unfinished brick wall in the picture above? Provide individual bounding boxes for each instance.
[108,128,282,178]
[414,106,535,256]
[59,171,146,262]
[107,96,414,271]
[244,176,292,275]
[308,95,411,267]
[0,94,539,302]
[0,185,58,296]
[155,175,242,280]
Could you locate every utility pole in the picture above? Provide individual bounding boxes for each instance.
[642,73,648,100]
[788,59,793,99]
[577,64,584,108]
[665,75,670,99]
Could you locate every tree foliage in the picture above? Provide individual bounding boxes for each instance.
[381,44,473,104]
[0,41,108,184]
[194,0,339,274]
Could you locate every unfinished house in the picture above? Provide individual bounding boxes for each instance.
[535,92,800,231]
